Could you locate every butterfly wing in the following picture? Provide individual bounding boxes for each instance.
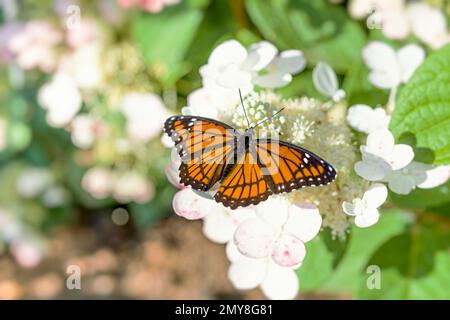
[255,139,336,194]
[164,116,237,191]
[214,150,272,209]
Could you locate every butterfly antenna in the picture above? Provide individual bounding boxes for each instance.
[238,89,251,128]
[254,107,285,128]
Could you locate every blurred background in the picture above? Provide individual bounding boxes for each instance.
[0,0,449,299]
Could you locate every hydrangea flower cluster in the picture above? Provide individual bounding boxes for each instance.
[165,38,450,299]
[1,12,169,205]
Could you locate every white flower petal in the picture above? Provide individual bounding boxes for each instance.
[362,183,388,208]
[365,128,395,157]
[234,218,277,259]
[172,189,212,220]
[354,207,380,228]
[260,262,299,300]
[255,197,289,227]
[354,158,388,181]
[207,40,247,67]
[418,165,450,189]
[226,241,245,263]
[387,172,416,195]
[363,41,401,89]
[284,203,322,242]
[242,41,278,71]
[342,201,355,216]
[202,208,238,244]
[274,50,306,74]
[388,144,414,170]
[216,64,253,89]
[228,258,267,290]
[271,234,306,267]
[346,104,389,134]
[397,44,425,82]
[253,71,292,88]
[312,61,339,98]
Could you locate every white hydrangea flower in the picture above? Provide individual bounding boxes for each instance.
[227,241,299,300]
[199,40,306,91]
[234,198,321,268]
[363,41,425,89]
[418,165,450,189]
[346,104,390,134]
[112,171,155,204]
[16,167,53,198]
[354,128,414,181]
[342,183,387,228]
[385,162,450,195]
[38,73,82,127]
[70,114,108,149]
[81,166,113,199]
[121,92,169,143]
[408,3,450,49]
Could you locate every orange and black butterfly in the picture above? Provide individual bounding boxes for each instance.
[164,94,336,209]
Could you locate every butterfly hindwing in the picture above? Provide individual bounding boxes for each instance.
[214,150,272,209]
[255,139,336,194]
[164,116,237,191]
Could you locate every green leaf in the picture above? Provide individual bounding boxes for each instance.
[358,222,450,299]
[390,44,450,165]
[321,210,410,294]
[132,5,203,84]
[245,0,366,73]
[367,223,450,278]
[296,237,334,292]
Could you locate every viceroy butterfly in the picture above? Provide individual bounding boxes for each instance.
[164,93,336,209]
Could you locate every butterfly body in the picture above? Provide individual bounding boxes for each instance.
[164,115,336,209]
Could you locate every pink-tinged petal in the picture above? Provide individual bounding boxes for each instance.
[382,11,410,40]
[234,218,276,259]
[365,128,395,157]
[260,262,299,300]
[284,203,322,242]
[164,162,184,189]
[202,208,238,244]
[362,183,388,209]
[228,258,267,290]
[172,189,212,220]
[354,207,380,228]
[418,165,450,189]
[272,234,306,267]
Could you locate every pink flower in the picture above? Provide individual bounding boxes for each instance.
[8,20,62,72]
[82,167,113,199]
[10,239,43,269]
[0,23,22,64]
[70,114,108,149]
[117,0,180,13]
[66,19,103,48]
[112,171,155,204]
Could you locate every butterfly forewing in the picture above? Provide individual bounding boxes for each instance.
[255,139,336,194]
[164,116,237,191]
